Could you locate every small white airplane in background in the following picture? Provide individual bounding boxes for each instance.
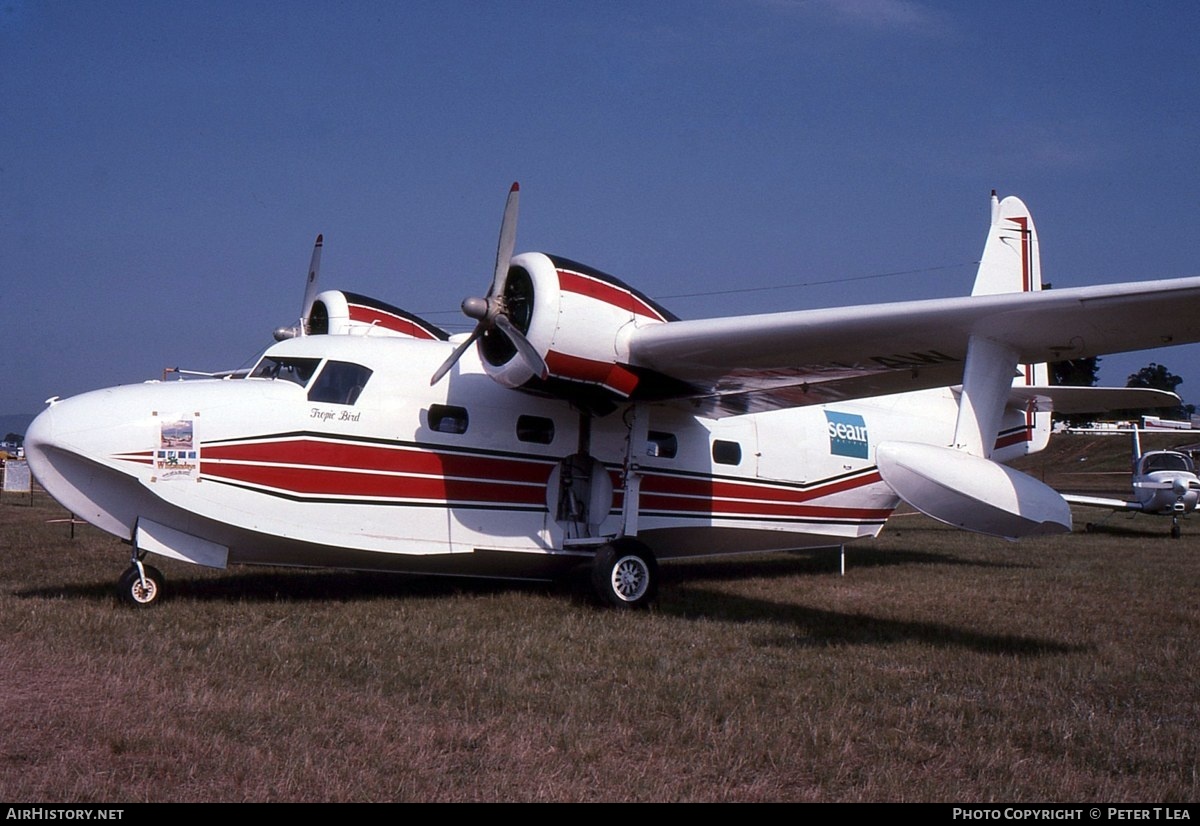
[25,185,1200,608]
[1065,429,1200,538]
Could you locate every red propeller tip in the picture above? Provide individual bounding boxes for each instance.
[510,182,519,192]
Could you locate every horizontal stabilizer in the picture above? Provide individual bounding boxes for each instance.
[877,442,1071,539]
[1011,385,1181,415]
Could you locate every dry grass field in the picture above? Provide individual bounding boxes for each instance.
[2,437,1198,802]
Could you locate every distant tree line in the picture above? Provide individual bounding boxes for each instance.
[1049,357,1194,424]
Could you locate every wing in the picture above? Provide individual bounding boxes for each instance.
[1062,493,1144,512]
[627,277,1200,415]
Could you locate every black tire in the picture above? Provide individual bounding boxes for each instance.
[591,540,657,608]
[1171,524,1182,539]
[118,564,163,607]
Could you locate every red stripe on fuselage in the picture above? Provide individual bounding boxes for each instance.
[636,470,891,519]
[201,461,548,504]
[202,439,556,485]
[639,469,883,504]
[197,437,889,521]
[638,493,890,520]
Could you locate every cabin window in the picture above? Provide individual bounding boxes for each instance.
[647,430,678,459]
[250,356,321,387]
[429,404,469,435]
[308,361,373,405]
[712,439,742,465]
[516,415,555,444]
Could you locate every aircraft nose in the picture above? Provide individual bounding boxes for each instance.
[23,403,58,486]
[22,391,150,539]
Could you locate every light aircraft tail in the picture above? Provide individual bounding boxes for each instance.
[970,192,1050,459]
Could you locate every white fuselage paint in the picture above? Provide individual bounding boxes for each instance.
[25,333,1040,578]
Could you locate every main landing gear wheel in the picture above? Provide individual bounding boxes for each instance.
[591,541,657,609]
[118,564,163,607]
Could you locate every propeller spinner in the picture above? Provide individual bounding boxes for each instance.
[430,183,549,385]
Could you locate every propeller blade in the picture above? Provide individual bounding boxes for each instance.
[300,234,324,335]
[273,234,325,341]
[490,182,519,297]
[495,314,549,380]
[430,327,482,386]
[433,183,541,386]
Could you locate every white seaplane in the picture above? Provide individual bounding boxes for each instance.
[1065,429,1200,538]
[25,185,1200,607]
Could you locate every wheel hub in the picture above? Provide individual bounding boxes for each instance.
[612,556,648,601]
[131,577,157,603]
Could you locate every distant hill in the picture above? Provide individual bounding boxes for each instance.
[0,413,35,439]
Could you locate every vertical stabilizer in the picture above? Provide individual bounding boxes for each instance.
[970,192,1051,458]
[972,192,1040,297]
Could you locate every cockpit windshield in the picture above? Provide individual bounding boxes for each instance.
[1140,452,1194,474]
[250,357,322,387]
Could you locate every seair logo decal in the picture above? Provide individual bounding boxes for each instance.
[825,411,869,459]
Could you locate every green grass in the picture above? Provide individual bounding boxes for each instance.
[1,488,1198,802]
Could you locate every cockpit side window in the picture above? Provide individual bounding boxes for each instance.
[250,357,322,387]
[308,361,373,405]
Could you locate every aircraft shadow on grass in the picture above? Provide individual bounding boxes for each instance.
[17,568,1081,657]
[661,546,1031,586]
[18,542,1023,604]
[664,588,1083,656]
[16,569,546,605]
[1075,519,1191,539]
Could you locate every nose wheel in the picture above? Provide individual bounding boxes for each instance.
[118,559,164,607]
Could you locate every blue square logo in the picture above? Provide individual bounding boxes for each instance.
[825,411,869,459]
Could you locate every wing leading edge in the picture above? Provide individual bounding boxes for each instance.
[627,275,1200,415]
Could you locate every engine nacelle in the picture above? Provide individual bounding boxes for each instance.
[309,290,448,340]
[480,253,675,401]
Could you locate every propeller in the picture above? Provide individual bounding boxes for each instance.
[430,183,549,385]
[300,233,324,334]
[273,234,324,341]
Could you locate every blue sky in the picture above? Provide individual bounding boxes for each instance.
[4,1,1200,416]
